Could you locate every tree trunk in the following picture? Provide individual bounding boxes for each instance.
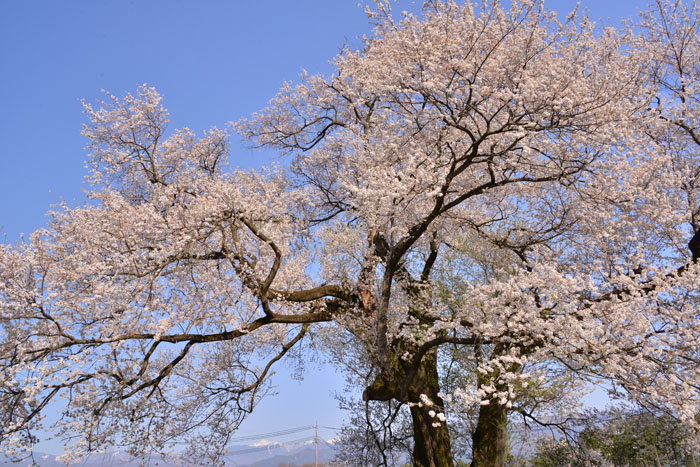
[409,401,454,467]
[407,350,454,467]
[470,398,508,467]
[363,349,454,466]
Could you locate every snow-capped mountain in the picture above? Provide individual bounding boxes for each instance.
[226,438,337,466]
[0,439,338,466]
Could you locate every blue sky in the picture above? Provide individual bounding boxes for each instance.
[0,0,649,455]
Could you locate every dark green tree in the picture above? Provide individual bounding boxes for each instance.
[530,408,700,467]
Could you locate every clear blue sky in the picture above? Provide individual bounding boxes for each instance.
[0,0,648,455]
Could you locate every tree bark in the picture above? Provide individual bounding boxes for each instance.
[408,352,454,467]
[363,350,454,466]
[470,397,508,467]
[409,400,454,467]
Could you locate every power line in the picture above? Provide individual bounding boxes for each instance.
[228,424,315,442]
[228,435,318,456]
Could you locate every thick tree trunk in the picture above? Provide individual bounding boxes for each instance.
[363,350,454,466]
[409,401,454,467]
[408,351,454,467]
[470,398,508,467]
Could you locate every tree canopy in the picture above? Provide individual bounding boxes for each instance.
[1,1,700,466]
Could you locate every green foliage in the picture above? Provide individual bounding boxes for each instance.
[530,439,583,467]
[529,409,700,466]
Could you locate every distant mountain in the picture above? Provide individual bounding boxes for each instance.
[227,439,337,466]
[0,439,338,467]
[0,452,63,467]
[0,450,175,467]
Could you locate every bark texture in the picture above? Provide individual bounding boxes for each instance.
[408,352,454,467]
[470,394,508,467]
[364,350,454,466]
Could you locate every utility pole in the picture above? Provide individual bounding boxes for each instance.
[314,422,318,467]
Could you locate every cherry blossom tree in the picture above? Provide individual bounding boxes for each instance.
[2,1,700,466]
